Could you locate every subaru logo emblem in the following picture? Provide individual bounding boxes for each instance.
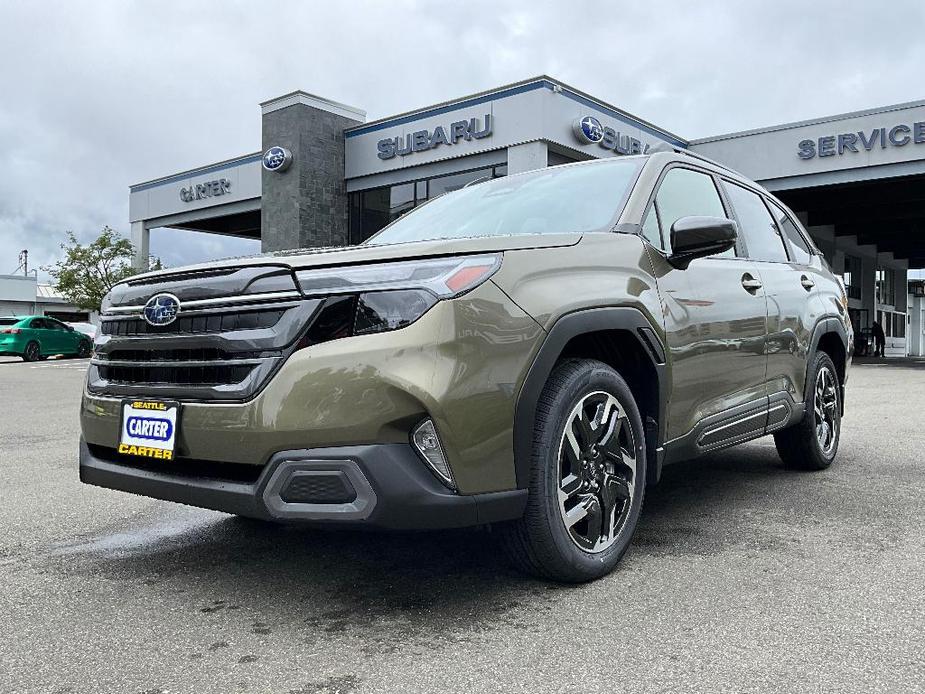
[573,116,604,144]
[262,146,293,172]
[142,293,180,327]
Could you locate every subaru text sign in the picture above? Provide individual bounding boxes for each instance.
[573,116,650,155]
[798,121,925,159]
[377,115,493,160]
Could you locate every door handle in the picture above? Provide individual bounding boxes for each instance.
[800,275,815,290]
[741,274,763,292]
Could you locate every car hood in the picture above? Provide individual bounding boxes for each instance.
[129,233,582,280]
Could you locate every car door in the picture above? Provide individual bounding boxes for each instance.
[27,318,51,354]
[642,165,770,448]
[757,196,827,420]
[47,318,78,354]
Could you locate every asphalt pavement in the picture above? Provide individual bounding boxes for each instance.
[1,355,923,693]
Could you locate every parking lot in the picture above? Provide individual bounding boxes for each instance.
[1,356,923,694]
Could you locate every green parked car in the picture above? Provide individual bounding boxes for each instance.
[0,316,93,361]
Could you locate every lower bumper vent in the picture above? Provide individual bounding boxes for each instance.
[279,471,357,504]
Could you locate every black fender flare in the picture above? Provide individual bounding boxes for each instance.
[805,315,849,406]
[512,306,668,489]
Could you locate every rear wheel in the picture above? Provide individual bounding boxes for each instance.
[22,341,40,362]
[774,351,841,470]
[499,359,646,583]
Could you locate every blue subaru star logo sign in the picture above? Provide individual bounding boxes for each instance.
[142,293,180,327]
[262,146,293,172]
[573,115,604,144]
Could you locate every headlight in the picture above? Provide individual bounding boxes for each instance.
[354,289,437,335]
[295,254,501,299]
[294,255,501,346]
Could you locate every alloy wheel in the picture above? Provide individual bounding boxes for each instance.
[25,342,39,361]
[814,366,839,456]
[557,390,637,553]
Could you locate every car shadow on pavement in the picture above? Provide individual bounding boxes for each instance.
[43,442,803,648]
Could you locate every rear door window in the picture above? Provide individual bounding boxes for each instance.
[768,201,813,265]
[654,167,733,257]
[723,182,789,263]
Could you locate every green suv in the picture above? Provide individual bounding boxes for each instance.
[1,316,93,361]
[79,151,851,582]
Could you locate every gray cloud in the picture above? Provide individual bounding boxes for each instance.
[2,0,923,276]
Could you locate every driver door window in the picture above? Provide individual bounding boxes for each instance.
[653,168,734,258]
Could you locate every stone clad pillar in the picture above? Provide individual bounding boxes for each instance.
[260,92,365,252]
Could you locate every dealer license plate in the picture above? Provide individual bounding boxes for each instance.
[118,400,179,460]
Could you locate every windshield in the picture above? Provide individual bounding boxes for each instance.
[366,159,642,245]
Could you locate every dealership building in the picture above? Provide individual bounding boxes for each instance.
[128,76,925,356]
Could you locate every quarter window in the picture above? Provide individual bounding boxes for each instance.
[655,168,732,257]
[723,182,788,263]
[640,209,662,248]
[769,201,813,265]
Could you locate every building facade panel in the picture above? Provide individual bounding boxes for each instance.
[129,155,261,223]
[690,101,925,185]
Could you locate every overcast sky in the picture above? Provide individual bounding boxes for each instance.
[2,0,925,279]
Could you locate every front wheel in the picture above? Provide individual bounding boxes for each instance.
[76,340,91,358]
[774,351,842,470]
[22,341,41,362]
[498,359,646,583]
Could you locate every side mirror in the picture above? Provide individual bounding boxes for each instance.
[668,216,738,269]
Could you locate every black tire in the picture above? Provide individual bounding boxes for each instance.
[76,340,91,358]
[498,358,646,583]
[774,351,841,471]
[22,341,41,362]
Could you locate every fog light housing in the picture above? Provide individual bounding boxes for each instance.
[412,419,455,490]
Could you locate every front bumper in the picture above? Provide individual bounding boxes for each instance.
[81,281,545,494]
[79,438,526,529]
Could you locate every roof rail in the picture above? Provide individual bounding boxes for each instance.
[648,141,749,179]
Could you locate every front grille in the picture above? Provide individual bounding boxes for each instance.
[107,347,258,362]
[101,308,286,336]
[97,363,256,386]
[90,273,323,400]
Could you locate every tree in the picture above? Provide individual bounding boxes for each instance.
[44,227,162,312]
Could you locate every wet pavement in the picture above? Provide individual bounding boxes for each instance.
[1,356,924,693]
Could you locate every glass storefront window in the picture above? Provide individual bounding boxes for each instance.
[426,169,494,198]
[843,255,861,300]
[876,267,895,306]
[348,165,507,244]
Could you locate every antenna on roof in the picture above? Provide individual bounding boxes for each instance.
[10,249,28,275]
